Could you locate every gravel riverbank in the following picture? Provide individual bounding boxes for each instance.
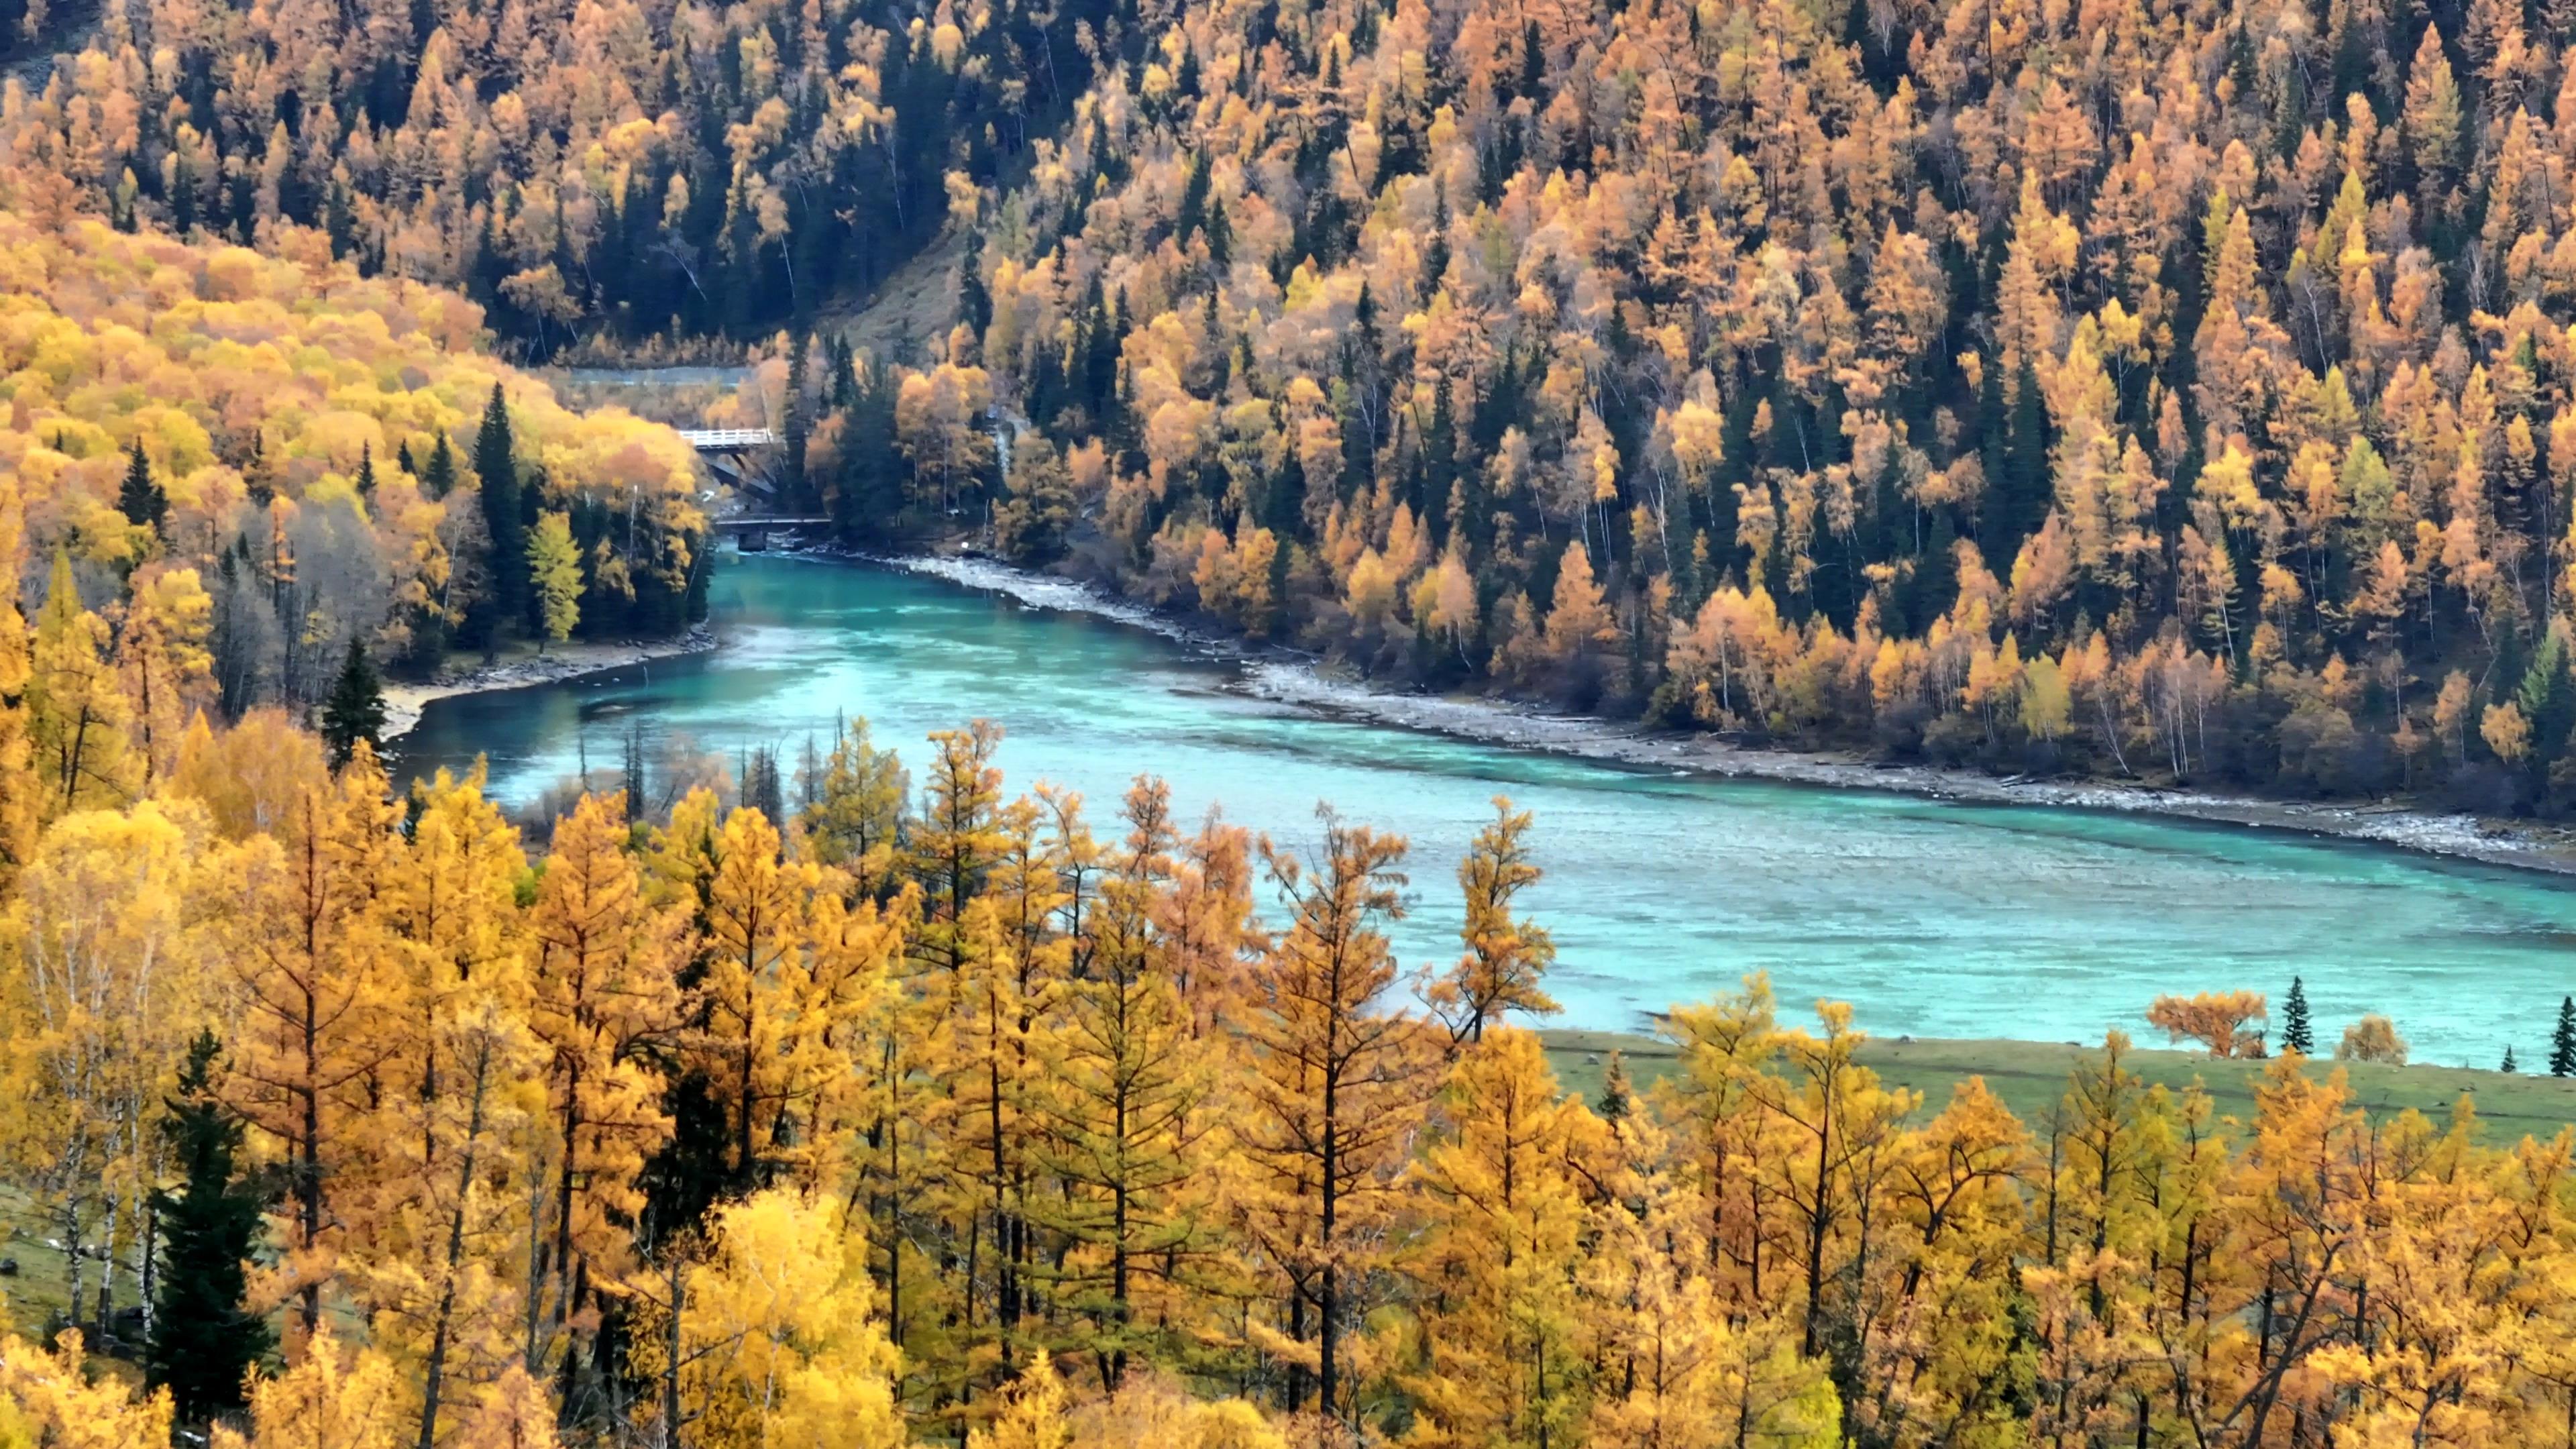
[894,552,2576,877]
[380,627,719,741]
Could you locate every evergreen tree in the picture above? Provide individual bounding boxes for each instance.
[422,432,458,500]
[1597,1049,1630,1124]
[320,635,386,766]
[353,439,376,498]
[833,356,905,541]
[119,440,167,534]
[2282,975,2314,1055]
[743,744,785,824]
[1204,196,1232,269]
[2502,1044,2519,1073]
[623,721,648,823]
[146,1031,273,1425]
[242,431,274,508]
[474,382,527,641]
[2552,996,2576,1077]
[782,330,813,506]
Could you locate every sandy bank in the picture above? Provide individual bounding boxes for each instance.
[381,627,719,741]
[894,553,2576,877]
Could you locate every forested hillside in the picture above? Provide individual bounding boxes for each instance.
[5,704,2576,1448]
[0,185,707,782]
[775,0,2576,810]
[5,0,1148,350]
[23,0,2576,808]
[19,0,2576,1438]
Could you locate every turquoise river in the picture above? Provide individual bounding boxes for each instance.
[396,553,2576,1065]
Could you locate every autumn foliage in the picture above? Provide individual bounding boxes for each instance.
[0,202,705,729]
[5,696,2576,1446]
[696,0,2576,816]
[2145,989,2270,1057]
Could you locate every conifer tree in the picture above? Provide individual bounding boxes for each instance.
[800,716,909,888]
[474,382,527,641]
[222,750,403,1338]
[1597,1049,1631,1124]
[118,441,167,535]
[147,1032,273,1424]
[421,433,458,500]
[1238,811,1434,1423]
[782,331,812,507]
[833,356,905,542]
[2551,996,2576,1077]
[2282,975,2314,1055]
[2501,1044,2518,1073]
[242,431,275,508]
[352,440,376,498]
[1032,780,1214,1387]
[1428,796,1558,1046]
[320,636,386,767]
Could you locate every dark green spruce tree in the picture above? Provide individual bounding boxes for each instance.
[782,331,813,508]
[2552,996,2576,1077]
[474,382,527,645]
[833,356,905,542]
[321,635,386,766]
[422,433,458,500]
[2282,975,2314,1055]
[147,1031,272,1424]
[2502,1044,2520,1073]
[119,440,168,535]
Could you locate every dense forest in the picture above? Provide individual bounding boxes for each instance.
[5,690,2576,1448]
[25,0,2576,805]
[677,0,2576,812]
[19,0,2576,1436]
[0,179,710,757]
[3,0,1151,349]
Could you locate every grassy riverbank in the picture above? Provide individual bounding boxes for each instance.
[1539,1029,2576,1138]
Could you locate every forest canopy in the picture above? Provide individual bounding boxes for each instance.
[15,0,2576,1434]
[695,0,2576,813]
[4,708,2576,1448]
[0,199,708,758]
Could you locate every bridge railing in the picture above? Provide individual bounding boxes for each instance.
[679,428,782,449]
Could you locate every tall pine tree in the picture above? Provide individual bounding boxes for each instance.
[119,440,167,535]
[422,432,458,500]
[2551,996,2576,1077]
[147,1031,273,1425]
[320,635,386,766]
[474,382,527,644]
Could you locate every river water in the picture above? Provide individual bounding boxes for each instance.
[396,554,2576,1065]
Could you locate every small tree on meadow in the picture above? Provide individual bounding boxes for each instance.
[2145,990,2267,1058]
[2337,1014,2410,1065]
[2281,975,2314,1055]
